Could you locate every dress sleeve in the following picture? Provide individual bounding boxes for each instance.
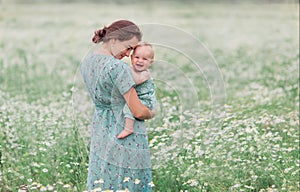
[109,60,135,95]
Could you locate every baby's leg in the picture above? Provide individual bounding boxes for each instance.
[117,118,135,139]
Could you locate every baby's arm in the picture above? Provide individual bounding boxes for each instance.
[132,69,151,85]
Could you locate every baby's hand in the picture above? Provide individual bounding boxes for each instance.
[133,70,151,85]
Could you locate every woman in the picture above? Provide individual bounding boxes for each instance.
[80,20,154,191]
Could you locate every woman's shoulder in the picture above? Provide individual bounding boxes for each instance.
[90,53,115,62]
[82,53,112,65]
[109,58,130,72]
[110,57,128,66]
[88,54,128,66]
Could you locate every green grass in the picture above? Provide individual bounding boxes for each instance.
[0,2,299,192]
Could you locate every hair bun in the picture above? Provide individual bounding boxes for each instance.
[92,27,107,44]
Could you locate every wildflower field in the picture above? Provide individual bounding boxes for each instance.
[0,1,299,192]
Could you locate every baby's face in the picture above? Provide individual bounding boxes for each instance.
[131,46,153,72]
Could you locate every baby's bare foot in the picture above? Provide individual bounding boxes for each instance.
[117,129,133,139]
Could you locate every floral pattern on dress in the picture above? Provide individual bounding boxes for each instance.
[80,54,153,192]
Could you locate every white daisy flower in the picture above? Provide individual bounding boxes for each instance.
[134,179,140,184]
[123,177,130,182]
[148,181,155,187]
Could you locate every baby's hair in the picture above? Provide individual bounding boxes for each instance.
[135,41,153,49]
[137,41,152,46]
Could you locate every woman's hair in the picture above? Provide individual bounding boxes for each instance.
[92,20,142,44]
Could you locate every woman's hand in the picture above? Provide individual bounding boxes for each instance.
[132,70,150,85]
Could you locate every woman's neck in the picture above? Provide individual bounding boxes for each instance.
[94,43,113,56]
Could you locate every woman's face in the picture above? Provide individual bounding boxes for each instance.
[111,37,139,60]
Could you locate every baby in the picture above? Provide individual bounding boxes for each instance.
[117,42,156,139]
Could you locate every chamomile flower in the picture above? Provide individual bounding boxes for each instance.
[134,179,141,184]
[148,181,155,187]
[116,189,129,192]
[40,186,47,191]
[94,187,102,192]
[123,177,130,182]
[63,184,71,188]
[46,184,54,191]
[94,178,104,185]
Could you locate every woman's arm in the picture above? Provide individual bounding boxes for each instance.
[123,87,154,120]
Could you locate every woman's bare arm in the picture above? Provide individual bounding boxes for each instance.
[123,87,154,120]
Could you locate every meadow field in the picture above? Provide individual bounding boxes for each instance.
[0,1,299,192]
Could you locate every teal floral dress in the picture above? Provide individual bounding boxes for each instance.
[80,54,153,192]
